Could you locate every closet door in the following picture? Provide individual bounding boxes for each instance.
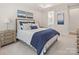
[69,8,79,33]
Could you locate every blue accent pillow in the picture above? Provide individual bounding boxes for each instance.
[30,26,38,29]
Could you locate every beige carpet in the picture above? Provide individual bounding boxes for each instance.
[0,35,78,55]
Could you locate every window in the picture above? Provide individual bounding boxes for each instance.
[48,11,54,26]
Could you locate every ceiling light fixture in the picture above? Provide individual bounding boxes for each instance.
[39,4,52,8]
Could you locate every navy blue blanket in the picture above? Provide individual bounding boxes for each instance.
[31,28,60,55]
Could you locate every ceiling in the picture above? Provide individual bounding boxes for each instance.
[22,3,61,11]
[23,3,79,10]
[0,3,79,11]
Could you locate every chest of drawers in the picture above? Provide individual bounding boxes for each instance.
[77,29,79,53]
[0,30,16,47]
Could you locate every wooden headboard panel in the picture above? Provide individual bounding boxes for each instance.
[16,10,34,33]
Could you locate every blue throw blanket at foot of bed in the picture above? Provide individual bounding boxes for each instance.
[31,28,60,55]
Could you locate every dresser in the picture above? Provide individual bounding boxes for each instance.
[0,30,16,47]
[77,29,79,53]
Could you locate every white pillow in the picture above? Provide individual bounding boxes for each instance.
[31,23,39,28]
[23,23,31,30]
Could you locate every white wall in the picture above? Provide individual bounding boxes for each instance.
[0,3,43,31]
[41,4,70,35]
[0,3,75,35]
[69,8,79,33]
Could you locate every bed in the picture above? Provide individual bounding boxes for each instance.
[16,19,60,55]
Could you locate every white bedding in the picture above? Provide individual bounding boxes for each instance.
[17,28,59,54]
[17,28,48,45]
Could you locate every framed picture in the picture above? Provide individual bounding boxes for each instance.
[17,10,33,19]
[17,10,26,18]
[57,12,64,25]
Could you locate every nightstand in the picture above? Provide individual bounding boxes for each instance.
[0,30,16,47]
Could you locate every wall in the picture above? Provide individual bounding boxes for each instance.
[0,3,72,35]
[0,3,43,31]
[69,8,79,33]
[41,4,70,35]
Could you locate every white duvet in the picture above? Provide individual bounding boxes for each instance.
[17,28,48,45]
[17,28,59,54]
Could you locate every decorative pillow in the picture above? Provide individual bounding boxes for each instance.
[30,25,38,29]
[23,23,31,30]
[31,23,39,28]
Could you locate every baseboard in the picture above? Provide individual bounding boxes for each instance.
[69,32,77,35]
